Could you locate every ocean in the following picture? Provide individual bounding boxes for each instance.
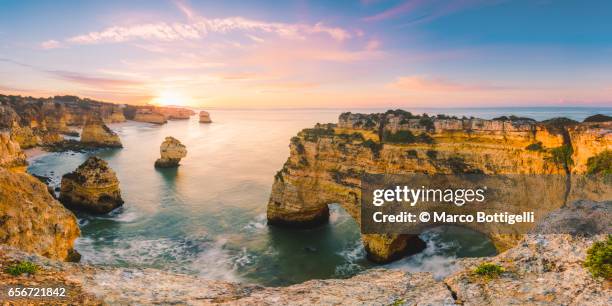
[26,107,610,286]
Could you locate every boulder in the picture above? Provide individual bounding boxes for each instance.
[80,116,122,147]
[199,111,212,123]
[59,156,123,214]
[154,137,187,168]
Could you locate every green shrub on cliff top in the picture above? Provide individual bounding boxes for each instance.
[584,235,612,279]
[5,261,39,276]
[586,150,612,175]
[546,145,574,170]
[473,263,505,278]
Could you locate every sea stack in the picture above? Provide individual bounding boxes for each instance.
[59,156,123,214]
[155,136,187,168]
[199,111,212,123]
[81,116,122,147]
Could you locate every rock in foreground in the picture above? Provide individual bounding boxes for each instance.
[0,169,80,261]
[154,136,187,168]
[199,111,212,123]
[80,116,122,147]
[59,156,123,214]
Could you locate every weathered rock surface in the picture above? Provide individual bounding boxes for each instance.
[446,200,611,305]
[0,131,27,169]
[59,156,123,214]
[155,136,187,168]
[0,169,80,261]
[1,94,126,149]
[200,110,213,123]
[267,111,611,262]
[158,106,196,120]
[1,200,609,305]
[133,108,168,124]
[80,116,122,147]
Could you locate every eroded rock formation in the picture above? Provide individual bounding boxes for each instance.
[0,169,80,261]
[0,131,27,169]
[80,116,122,147]
[59,156,123,214]
[155,136,187,168]
[267,110,612,262]
[199,111,212,123]
[157,106,195,120]
[133,108,167,124]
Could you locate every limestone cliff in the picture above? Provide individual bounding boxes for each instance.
[0,131,27,169]
[80,116,122,148]
[133,108,168,124]
[155,136,187,168]
[1,94,126,149]
[267,110,611,262]
[157,106,195,119]
[0,169,80,261]
[59,156,123,214]
[199,110,213,123]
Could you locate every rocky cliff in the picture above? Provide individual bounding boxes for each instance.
[80,116,122,148]
[155,136,187,167]
[0,94,127,148]
[0,169,80,262]
[132,108,168,124]
[0,131,27,169]
[59,156,123,214]
[267,110,611,262]
[1,200,609,305]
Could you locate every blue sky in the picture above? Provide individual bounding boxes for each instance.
[0,0,611,108]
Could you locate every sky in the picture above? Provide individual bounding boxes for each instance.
[0,0,611,108]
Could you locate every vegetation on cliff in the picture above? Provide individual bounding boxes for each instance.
[5,261,40,276]
[584,235,612,279]
[586,150,612,175]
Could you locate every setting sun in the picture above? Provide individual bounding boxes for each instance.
[151,90,191,107]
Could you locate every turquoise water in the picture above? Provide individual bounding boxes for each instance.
[27,107,608,286]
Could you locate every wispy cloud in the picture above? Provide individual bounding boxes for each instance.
[64,16,351,45]
[47,70,143,89]
[389,75,510,92]
[41,39,61,49]
[364,0,498,23]
[364,0,426,22]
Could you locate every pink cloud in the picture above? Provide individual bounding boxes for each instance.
[389,75,509,92]
[48,70,143,89]
[41,40,62,49]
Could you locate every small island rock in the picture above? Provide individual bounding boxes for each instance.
[155,136,187,168]
[199,111,212,123]
[59,156,123,214]
[80,116,122,147]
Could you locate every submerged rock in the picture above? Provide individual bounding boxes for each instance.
[59,156,123,214]
[0,169,80,261]
[199,111,212,123]
[154,136,187,168]
[80,116,122,148]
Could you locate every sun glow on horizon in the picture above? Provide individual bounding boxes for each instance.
[150,90,192,107]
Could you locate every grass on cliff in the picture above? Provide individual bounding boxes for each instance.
[584,235,612,280]
[5,261,40,276]
[586,150,612,175]
[473,263,505,279]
